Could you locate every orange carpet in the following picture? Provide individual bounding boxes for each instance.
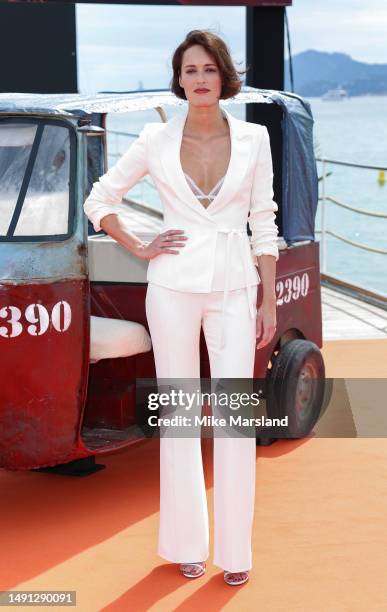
[322,338,387,378]
[1,339,387,611]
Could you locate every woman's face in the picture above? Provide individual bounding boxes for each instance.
[178,44,222,106]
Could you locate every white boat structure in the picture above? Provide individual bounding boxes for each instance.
[322,86,349,101]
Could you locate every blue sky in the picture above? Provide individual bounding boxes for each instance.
[75,1,387,93]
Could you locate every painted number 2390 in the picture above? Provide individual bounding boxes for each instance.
[0,301,72,338]
[276,272,310,306]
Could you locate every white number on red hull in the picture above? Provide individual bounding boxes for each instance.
[276,272,310,306]
[0,301,72,338]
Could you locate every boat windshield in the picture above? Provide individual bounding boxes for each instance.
[0,120,74,242]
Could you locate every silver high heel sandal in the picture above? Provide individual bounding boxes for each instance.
[180,562,206,578]
[224,570,250,586]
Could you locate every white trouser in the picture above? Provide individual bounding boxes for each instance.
[145,282,258,572]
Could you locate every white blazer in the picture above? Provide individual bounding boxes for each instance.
[84,106,279,298]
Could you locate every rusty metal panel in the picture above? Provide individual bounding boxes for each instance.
[0,279,90,470]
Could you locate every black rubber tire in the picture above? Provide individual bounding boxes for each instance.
[264,339,326,439]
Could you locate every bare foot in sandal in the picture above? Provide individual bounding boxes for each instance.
[180,562,206,578]
[224,570,249,586]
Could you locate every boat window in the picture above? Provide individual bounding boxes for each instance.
[0,119,75,242]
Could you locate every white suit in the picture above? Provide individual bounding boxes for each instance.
[84,105,279,572]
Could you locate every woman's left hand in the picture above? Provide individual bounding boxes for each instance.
[256,297,277,350]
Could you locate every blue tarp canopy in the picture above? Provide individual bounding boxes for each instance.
[0,87,319,244]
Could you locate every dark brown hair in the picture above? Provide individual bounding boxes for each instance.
[170,30,247,100]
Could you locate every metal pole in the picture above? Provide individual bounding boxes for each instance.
[320,158,327,274]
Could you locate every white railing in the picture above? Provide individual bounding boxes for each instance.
[316,157,387,274]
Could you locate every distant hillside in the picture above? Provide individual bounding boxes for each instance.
[284,50,387,97]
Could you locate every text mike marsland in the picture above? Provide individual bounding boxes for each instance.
[148,415,289,427]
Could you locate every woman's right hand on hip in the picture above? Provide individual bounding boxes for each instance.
[136,229,188,260]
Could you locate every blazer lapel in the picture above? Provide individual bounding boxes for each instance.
[157,105,255,219]
[211,108,255,214]
[158,106,206,218]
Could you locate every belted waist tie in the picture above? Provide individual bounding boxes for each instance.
[216,227,257,349]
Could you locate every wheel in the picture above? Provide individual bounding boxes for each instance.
[265,339,326,439]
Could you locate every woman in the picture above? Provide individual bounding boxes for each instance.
[84,29,278,586]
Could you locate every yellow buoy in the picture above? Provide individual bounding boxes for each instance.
[378,170,385,185]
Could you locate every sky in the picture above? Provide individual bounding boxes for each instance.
[75,1,387,93]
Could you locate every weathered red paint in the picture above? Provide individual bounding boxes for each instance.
[254,242,322,377]
[0,279,90,470]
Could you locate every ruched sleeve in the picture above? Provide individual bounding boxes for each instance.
[83,123,150,232]
[248,126,279,261]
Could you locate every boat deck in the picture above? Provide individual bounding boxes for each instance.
[321,285,387,340]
